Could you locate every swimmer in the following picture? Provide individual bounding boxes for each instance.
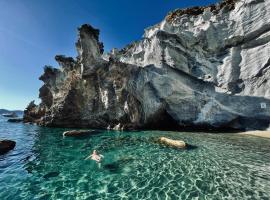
[85,150,104,163]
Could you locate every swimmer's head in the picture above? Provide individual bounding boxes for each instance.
[93,150,97,154]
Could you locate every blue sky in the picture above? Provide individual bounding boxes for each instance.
[0,0,218,110]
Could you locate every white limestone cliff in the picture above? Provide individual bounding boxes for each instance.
[24,0,270,131]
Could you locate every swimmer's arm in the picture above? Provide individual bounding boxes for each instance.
[84,155,93,160]
[100,154,104,158]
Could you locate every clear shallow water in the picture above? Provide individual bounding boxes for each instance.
[0,116,270,200]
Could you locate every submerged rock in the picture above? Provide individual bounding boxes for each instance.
[63,130,97,137]
[103,157,135,173]
[158,137,186,149]
[8,118,23,123]
[24,0,270,131]
[0,140,16,154]
[103,163,120,173]
[43,171,60,179]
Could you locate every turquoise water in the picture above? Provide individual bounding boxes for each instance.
[0,116,270,200]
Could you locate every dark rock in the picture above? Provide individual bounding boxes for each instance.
[7,118,23,123]
[0,140,16,155]
[55,55,77,71]
[23,101,46,125]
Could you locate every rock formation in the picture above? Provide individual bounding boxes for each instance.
[158,137,186,149]
[63,130,98,137]
[0,140,16,155]
[7,118,23,123]
[24,0,270,131]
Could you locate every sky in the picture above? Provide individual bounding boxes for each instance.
[0,0,219,110]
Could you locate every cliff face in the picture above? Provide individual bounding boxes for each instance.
[24,0,270,131]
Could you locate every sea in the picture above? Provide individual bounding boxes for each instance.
[0,115,270,199]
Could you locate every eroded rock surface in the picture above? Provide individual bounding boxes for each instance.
[24,0,270,131]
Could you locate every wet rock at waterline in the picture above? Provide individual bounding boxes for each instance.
[24,0,270,131]
[63,130,98,137]
[8,118,23,123]
[0,140,16,155]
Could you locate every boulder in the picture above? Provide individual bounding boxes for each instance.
[0,140,16,154]
[158,137,186,149]
[63,130,95,137]
[8,118,23,123]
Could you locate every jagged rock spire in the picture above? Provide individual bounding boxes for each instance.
[76,24,104,74]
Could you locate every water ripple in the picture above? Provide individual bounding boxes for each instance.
[0,117,270,199]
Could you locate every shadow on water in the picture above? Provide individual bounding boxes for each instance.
[43,171,60,179]
[103,157,135,173]
[103,163,121,173]
[186,143,198,150]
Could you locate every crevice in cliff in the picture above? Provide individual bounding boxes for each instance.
[226,46,243,94]
[225,116,270,130]
[253,58,270,78]
[143,110,180,131]
[166,64,216,93]
[225,24,270,49]
[242,31,270,49]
